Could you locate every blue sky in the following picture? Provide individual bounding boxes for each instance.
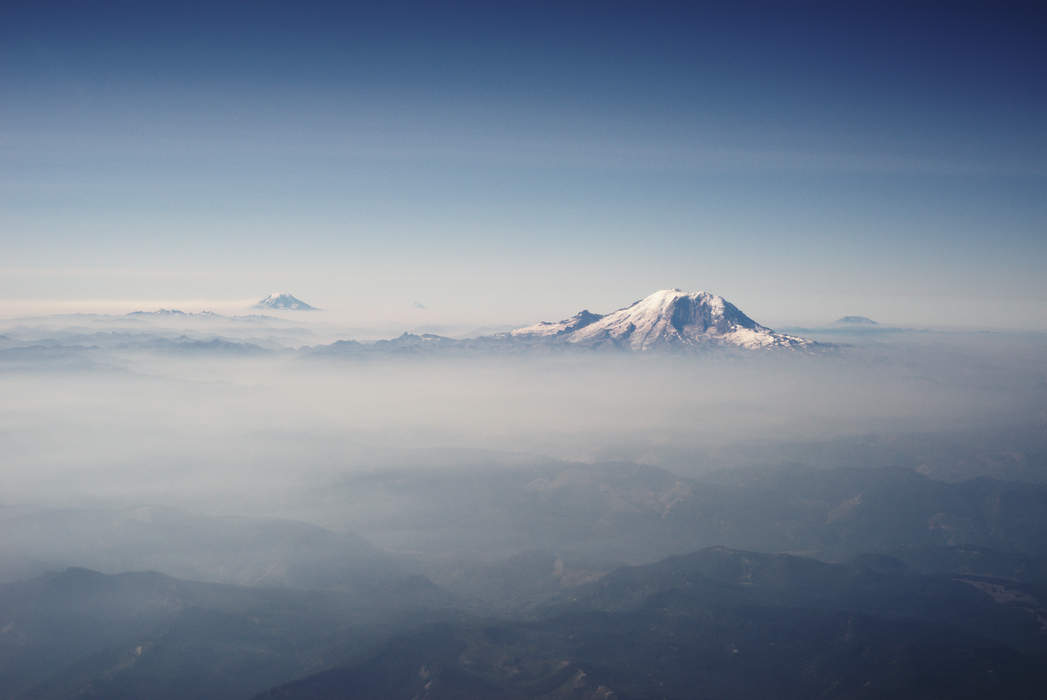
[2,1,1044,328]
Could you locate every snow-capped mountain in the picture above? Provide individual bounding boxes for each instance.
[511,289,814,351]
[255,293,316,311]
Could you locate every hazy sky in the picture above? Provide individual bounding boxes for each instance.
[2,1,1044,328]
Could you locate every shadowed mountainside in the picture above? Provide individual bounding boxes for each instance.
[258,547,1047,700]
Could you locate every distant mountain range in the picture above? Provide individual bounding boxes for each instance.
[307,288,821,356]
[1,289,826,364]
[263,287,817,353]
[127,309,283,322]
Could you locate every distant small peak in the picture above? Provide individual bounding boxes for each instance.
[834,316,878,325]
[254,293,317,311]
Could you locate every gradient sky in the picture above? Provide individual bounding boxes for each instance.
[2,1,1044,328]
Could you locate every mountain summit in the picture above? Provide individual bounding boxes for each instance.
[834,315,878,325]
[254,293,316,311]
[511,289,813,351]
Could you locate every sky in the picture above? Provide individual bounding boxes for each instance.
[2,1,1045,329]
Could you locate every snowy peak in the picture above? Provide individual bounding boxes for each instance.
[511,289,815,351]
[254,293,316,311]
